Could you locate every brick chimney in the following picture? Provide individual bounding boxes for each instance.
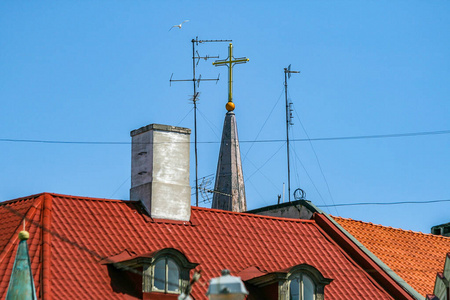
[130,124,191,221]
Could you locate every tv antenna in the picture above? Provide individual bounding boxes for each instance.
[284,64,300,202]
[170,37,231,206]
[198,174,214,204]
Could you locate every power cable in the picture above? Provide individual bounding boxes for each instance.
[290,128,302,192]
[109,176,131,199]
[176,107,194,126]
[1,129,449,145]
[242,88,285,162]
[247,180,270,206]
[317,198,450,208]
[290,146,330,213]
[197,108,221,139]
[291,101,339,216]
[245,142,286,182]
[245,157,280,192]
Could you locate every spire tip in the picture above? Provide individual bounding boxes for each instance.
[18,231,29,241]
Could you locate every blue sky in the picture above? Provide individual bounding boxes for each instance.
[1,1,449,233]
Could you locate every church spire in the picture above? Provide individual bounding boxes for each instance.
[6,228,37,300]
[212,111,247,212]
[212,43,248,212]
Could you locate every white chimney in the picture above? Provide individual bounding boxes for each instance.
[130,124,191,221]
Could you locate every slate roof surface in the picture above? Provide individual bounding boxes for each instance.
[333,216,450,297]
[0,193,403,299]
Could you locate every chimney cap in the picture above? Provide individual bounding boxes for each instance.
[130,124,191,137]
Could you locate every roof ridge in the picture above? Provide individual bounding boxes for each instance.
[192,206,315,223]
[333,216,450,240]
[0,193,44,206]
[5,192,141,203]
[41,193,52,299]
[44,192,137,202]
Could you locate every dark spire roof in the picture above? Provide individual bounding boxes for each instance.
[212,111,246,212]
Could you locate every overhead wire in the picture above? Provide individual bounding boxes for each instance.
[283,79,338,214]
[245,157,280,192]
[197,108,221,139]
[242,87,285,162]
[289,128,303,194]
[1,129,449,145]
[317,198,450,208]
[245,142,286,182]
[176,107,194,126]
[109,176,131,199]
[247,180,270,206]
[290,146,330,213]
[291,100,339,216]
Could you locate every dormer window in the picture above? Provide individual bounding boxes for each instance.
[289,273,315,300]
[242,264,332,300]
[143,248,197,296]
[153,257,180,293]
[285,265,332,300]
[100,248,198,298]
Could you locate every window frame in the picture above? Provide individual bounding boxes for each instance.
[282,264,332,300]
[141,248,198,295]
[152,256,181,293]
[289,272,316,300]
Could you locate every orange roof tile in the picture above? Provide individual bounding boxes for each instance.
[333,216,450,297]
[0,193,412,299]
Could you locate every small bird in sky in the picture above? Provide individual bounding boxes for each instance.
[169,20,189,31]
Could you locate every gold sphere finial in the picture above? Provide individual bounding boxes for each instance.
[19,230,29,241]
[226,101,235,112]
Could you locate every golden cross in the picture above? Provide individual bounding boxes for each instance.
[213,43,249,111]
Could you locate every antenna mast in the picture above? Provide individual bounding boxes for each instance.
[284,64,300,202]
[170,37,231,206]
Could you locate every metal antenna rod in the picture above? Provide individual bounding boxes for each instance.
[192,39,199,207]
[191,38,229,206]
[170,37,230,206]
[284,65,300,202]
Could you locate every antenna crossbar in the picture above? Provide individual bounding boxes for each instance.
[170,75,220,88]
[196,39,232,43]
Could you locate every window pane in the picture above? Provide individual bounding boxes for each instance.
[154,259,165,291]
[303,275,315,300]
[290,277,300,300]
[167,258,180,292]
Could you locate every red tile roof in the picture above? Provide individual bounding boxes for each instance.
[333,216,450,297]
[1,193,412,299]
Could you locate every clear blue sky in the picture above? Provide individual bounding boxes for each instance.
[1,1,449,233]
